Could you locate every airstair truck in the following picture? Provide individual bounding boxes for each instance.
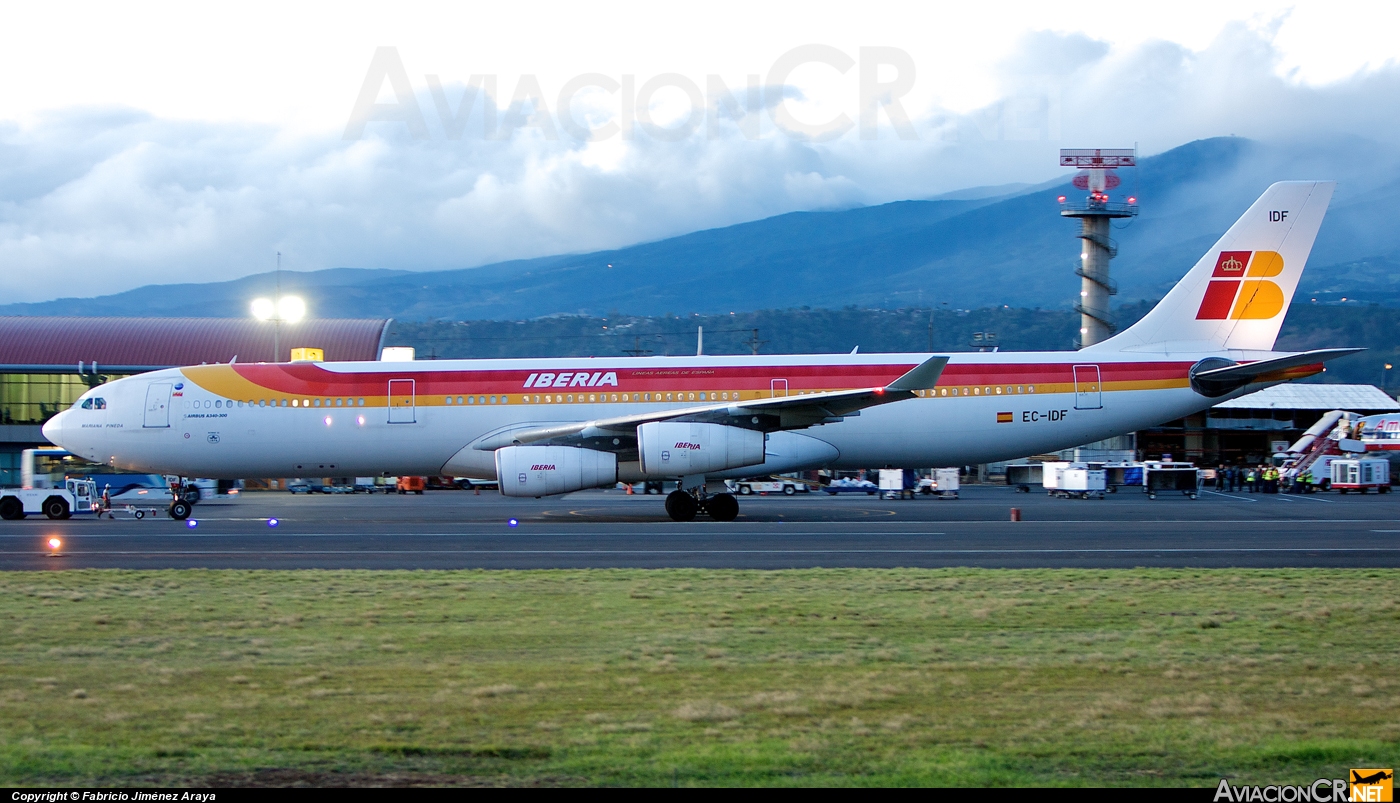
[1,477,99,520]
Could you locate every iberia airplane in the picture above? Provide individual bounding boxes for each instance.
[44,181,1359,520]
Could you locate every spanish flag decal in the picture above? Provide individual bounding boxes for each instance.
[996,412,1014,423]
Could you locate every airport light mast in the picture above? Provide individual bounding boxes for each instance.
[1058,148,1138,348]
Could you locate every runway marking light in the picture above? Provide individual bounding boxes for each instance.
[508,518,519,528]
[47,537,62,551]
[187,520,198,528]
[267,518,279,527]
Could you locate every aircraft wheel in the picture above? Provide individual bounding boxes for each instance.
[0,497,25,520]
[43,497,70,520]
[664,491,697,522]
[169,501,191,520]
[708,493,739,522]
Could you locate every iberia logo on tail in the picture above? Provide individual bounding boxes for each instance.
[1196,251,1286,320]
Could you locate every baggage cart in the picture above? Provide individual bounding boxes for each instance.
[934,467,960,499]
[1103,464,1143,492]
[1057,468,1106,499]
[1040,461,1070,494]
[1144,466,1199,499]
[1006,464,1042,493]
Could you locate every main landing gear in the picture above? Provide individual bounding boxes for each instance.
[665,489,739,522]
[167,476,197,520]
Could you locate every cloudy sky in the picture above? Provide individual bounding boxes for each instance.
[2,0,1399,302]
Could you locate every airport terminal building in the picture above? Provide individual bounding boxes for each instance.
[0,317,391,485]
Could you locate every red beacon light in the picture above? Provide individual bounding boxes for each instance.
[1057,195,1067,203]
[1127,196,1137,204]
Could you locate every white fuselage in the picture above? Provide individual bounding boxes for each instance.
[43,350,1278,482]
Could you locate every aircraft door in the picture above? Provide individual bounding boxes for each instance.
[143,383,172,428]
[770,379,789,398]
[388,379,416,423]
[1073,365,1102,410]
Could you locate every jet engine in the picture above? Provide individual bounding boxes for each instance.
[495,445,617,497]
[637,422,765,477]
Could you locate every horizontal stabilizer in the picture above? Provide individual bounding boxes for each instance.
[1191,348,1363,397]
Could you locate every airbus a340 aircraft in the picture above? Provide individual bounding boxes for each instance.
[44,181,1359,521]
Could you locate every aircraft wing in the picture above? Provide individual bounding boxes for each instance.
[472,355,948,452]
[1192,348,1364,397]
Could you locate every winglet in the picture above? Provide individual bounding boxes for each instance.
[886,355,949,392]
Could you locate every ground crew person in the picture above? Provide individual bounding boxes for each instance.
[1246,466,1257,492]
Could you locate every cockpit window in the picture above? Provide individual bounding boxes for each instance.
[80,397,107,410]
[80,399,92,409]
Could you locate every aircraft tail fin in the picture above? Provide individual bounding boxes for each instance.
[1092,180,1335,353]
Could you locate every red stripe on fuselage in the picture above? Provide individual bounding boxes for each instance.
[226,360,1195,396]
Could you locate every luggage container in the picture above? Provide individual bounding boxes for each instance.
[933,467,960,499]
[1040,461,1070,494]
[878,469,918,500]
[1103,464,1143,492]
[1006,463,1042,493]
[1330,458,1390,493]
[1058,468,1106,499]
[1144,465,1199,499]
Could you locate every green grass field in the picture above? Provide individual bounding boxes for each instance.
[1,568,1397,786]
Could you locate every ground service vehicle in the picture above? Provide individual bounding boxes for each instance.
[1331,458,1390,493]
[397,476,426,494]
[730,477,808,495]
[0,478,99,520]
[42,183,1359,521]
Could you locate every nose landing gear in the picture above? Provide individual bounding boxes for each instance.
[664,488,739,522]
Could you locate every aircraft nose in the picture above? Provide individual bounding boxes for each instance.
[42,411,66,446]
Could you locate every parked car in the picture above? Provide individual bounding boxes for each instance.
[287,480,313,494]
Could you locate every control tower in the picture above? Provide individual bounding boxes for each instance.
[1058,148,1138,347]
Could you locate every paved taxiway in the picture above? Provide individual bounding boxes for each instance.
[3,484,1399,570]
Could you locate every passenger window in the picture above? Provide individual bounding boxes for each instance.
[357,398,365,406]
[336,398,343,407]
[445,396,453,405]
[313,399,321,407]
[467,396,474,404]
[456,396,463,405]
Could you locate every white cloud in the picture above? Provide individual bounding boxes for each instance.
[2,16,1400,302]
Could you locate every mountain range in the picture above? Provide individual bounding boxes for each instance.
[5,136,1400,321]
